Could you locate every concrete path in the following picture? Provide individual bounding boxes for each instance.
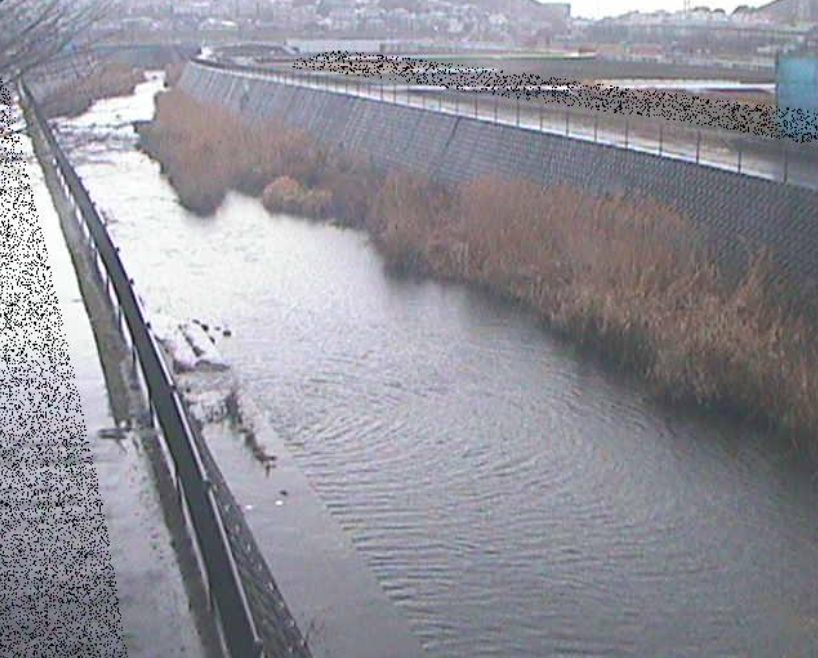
[25,123,218,657]
[1,98,126,657]
[1,96,214,657]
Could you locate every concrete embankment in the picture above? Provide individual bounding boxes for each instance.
[178,61,818,289]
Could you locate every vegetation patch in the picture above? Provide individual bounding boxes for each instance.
[41,62,145,119]
[138,89,818,445]
[136,90,323,214]
[261,176,332,217]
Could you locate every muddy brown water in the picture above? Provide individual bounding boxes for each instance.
[53,75,818,658]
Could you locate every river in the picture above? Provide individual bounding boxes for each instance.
[53,74,818,658]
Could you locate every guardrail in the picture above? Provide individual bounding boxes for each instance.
[20,82,265,658]
[191,57,817,191]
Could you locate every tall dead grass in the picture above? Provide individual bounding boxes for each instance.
[137,90,323,214]
[140,90,818,442]
[371,174,818,438]
[42,62,145,118]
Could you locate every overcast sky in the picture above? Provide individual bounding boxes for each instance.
[563,0,770,19]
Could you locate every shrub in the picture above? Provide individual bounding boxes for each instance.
[261,176,331,217]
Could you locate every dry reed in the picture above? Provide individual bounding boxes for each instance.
[42,62,145,118]
[137,90,324,214]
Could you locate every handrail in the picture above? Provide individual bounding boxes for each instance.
[20,82,264,658]
[189,57,815,190]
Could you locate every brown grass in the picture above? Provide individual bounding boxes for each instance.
[140,90,818,443]
[137,90,325,214]
[372,174,818,437]
[42,62,145,119]
[261,176,332,217]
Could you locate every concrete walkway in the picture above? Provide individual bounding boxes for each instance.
[1,97,213,657]
[1,98,126,657]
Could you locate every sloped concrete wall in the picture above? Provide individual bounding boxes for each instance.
[178,63,818,287]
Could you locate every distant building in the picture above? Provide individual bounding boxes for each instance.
[286,37,397,54]
[588,9,813,59]
[535,2,571,29]
[470,0,570,30]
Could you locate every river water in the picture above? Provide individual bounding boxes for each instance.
[54,75,818,658]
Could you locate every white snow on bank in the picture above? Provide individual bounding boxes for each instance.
[151,312,199,372]
[151,312,230,373]
[180,320,229,371]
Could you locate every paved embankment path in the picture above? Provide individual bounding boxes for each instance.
[0,94,126,655]
[23,108,219,657]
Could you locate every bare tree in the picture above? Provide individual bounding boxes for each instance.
[0,0,115,84]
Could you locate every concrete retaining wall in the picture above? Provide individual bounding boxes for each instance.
[178,63,818,288]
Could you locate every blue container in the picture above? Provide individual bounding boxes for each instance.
[777,55,818,111]
[776,53,818,140]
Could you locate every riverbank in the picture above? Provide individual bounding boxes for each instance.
[136,88,818,446]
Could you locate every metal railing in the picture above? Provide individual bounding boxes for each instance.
[191,58,817,191]
[20,83,264,658]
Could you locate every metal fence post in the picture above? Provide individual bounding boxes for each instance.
[565,108,570,136]
[474,96,478,118]
[539,105,543,131]
[594,114,598,142]
[624,117,629,148]
[516,97,520,126]
[737,144,742,173]
[658,123,663,155]
[696,130,701,164]
[783,142,789,182]
[495,96,499,124]
[176,466,184,518]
